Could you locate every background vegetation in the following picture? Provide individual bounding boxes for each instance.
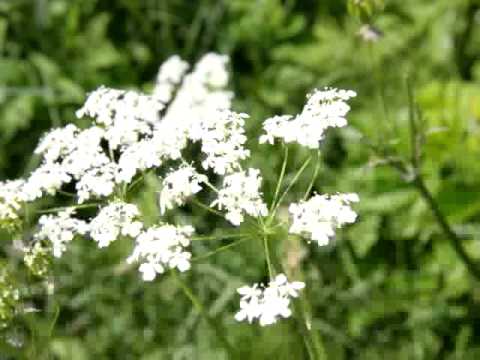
[2,0,480,358]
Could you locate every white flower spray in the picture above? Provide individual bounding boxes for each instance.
[0,53,358,329]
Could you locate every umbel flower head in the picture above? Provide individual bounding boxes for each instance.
[127,224,194,281]
[235,274,305,326]
[0,53,358,328]
[289,193,359,246]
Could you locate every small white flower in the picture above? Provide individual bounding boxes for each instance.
[75,162,117,204]
[22,163,71,201]
[116,121,187,184]
[199,110,250,175]
[159,165,207,214]
[35,209,89,258]
[0,180,25,222]
[89,202,143,248]
[161,53,233,148]
[289,193,359,245]
[212,168,268,226]
[235,274,305,326]
[34,124,80,163]
[127,224,194,281]
[153,55,190,103]
[260,88,356,148]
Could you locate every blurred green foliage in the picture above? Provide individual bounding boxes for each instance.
[2,0,480,359]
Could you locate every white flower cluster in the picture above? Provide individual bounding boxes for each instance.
[153,55,189,102]
[24,124,112,202]
[289,193,359,246]
[260,88,356,148]
[159,165,207,214]
[0,52,360,328]
[0,180,25,223]
[127,225,193,281]
[235,274,305,326]
[89,202,143,248]
[75,86,163,149]
[35,209,89,258]
[212,168,268,226]
[199,110,250,175]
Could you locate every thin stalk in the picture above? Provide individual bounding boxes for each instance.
[192,237,249,262]
[271,145,289,211]
[127,175,144,192]
[271,156,312,218]
[192,198,262,232]
[191,233,251,241]
[36,203,100,214]
[171,270,236,356]
[304,150,321,200]
[263,234,274,279]
[299,293,327,360]
[191,198,224,217]
[202,178,219,194]
[404,79,480,278]
[413,176,480,280]
[57,190,76,198]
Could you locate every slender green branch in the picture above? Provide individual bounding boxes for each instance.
[298,293,327,360]
[192,237,249,262]
[127,170,151,193]
[191,233,251,241]
[404,79,480,279]
[36,203,100,214]
[304,150,321,200]
[262,234,274,279]
[191,198,224,217]
[271,156,312,218]
[413,176,480,280]
[271,145,289,211]
[57,190,76,198]
[202,178,219,194]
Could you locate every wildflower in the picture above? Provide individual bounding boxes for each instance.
[260,88,356,148]
[162,53,233,143]
[22,163,71,201]
[153,55,190,103]
[127,225,194,281]
[212,168,268,226]
[0,180,25,224]
[235,274,305,326]
[89,202,143,248]
[34,209,89,258]
[159,165,207,214]
[199,110,250,175]
[289,193,359,246]
[75,162,117,204]
[34,124,80,163]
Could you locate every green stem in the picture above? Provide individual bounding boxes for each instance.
[299,293,327,360]
[271,156,312,218]
[191,233,251,241]
[36,203,100,214]
[203,178,219,193]
[191,198,224,217]
[263,234,274,279]
[192,237,249,262]
[171,270,236,356]
[271,145,289,211]
[304,150,321,200]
